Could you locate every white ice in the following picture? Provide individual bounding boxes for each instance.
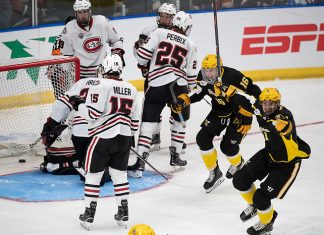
[1,78,324,235]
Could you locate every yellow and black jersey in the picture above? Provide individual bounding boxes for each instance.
[256,105,311,163]
[190,66,261,116]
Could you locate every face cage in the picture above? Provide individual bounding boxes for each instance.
[261,100,280,117]
[157,13,174,28]
[75,9,91,27]
[201,68,219,84]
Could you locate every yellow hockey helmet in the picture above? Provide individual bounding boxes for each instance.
[259,88,281,102]
[128,224,156,235]
[201,54,223,69]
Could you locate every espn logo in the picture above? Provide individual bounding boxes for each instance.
[241,23,324,55]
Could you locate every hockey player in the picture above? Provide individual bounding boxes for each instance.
[128,11,197,178]
[59,0,124,78]
[66,54,140,230]
[175,54,261,193]
[133,2,180,151]
[232,88,311,235]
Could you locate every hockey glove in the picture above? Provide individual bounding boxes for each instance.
[171,93,190,114]
[111,48,125,67]
[44,124,68,147]
[41,117,68,147]
[69,95,85,111]
[234,107,253,134]
[134,34,148,49]
[137,63,150,78]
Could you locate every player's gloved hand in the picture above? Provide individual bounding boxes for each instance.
[272,115,289,132]
[137,63,150,78]
[235,107,253,134]
[41,117,59,146]
[111,48,125,67]
[69,95,85,111]
[134,34,148,49]
[171,93,190,114]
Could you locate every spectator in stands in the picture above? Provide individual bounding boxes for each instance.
[0,0,12,29]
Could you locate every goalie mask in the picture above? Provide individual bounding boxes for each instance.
[201,54,223,84]
[157,3,176,29]
[73,0,92,27]
[172,11,193,36]
[259,88,281,117]
[128,224,156,235]
[97,54,123,78]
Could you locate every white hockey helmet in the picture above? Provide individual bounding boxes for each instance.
[100,54,123,77]
[157,3,176,28]
[73,0,91,11]
[172,11,193,36]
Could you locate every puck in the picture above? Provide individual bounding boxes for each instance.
[19,159,26,163]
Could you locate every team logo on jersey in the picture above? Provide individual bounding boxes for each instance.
[83,37,103,53]
[78,33,84,39]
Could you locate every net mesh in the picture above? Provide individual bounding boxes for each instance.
[0,56,79,157]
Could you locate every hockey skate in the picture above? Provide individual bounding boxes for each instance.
[79,201,97,230]
[169,146,187,172]
[127,152,149,178]
[240,205,257,222]
[247,211,278,235]
[203,166,225,193]
[151,133,161,151]
[114,199,128,229]
[225,159,245,179]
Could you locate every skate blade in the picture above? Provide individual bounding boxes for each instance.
[127,170,143,178]
[171,165,185,173]
[80,221,91,230]
[205,176,225,193]
[116,220,128,229]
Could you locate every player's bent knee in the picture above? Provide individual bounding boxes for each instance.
[196,130,213,150]
[232,169,250,191]
[220,139,239,156]
[253,189,272,211]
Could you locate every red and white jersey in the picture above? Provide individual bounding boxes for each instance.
[51,78,101,137]
[77,78,140,139]
[135,28,198,89]
[60,15,123,78]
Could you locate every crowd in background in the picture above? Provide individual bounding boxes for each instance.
[1,0,324,30]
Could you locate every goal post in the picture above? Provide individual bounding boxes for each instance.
[0,56,80,157]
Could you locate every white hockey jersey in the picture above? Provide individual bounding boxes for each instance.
[51,78,100,137]
[60,15,123,77]
[135,28,198,89]
[77,78,140,139]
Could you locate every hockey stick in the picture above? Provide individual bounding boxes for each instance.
[213,0,222,82]
[130,148,169,181]
[29,137,42,149]
[169,79,186,128]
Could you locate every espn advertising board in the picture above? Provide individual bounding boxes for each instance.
[0,5,323,84]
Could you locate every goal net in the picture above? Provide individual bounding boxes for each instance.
[0,56,80,157]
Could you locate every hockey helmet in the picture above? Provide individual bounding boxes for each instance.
[157,3,176,28]
[73,0,92,27]
[259,88,281,116]
[172,11,193,36]
[73,0,91,11]
[201,54,223,84]
[99,54,123,77]
[128,224,156,235]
